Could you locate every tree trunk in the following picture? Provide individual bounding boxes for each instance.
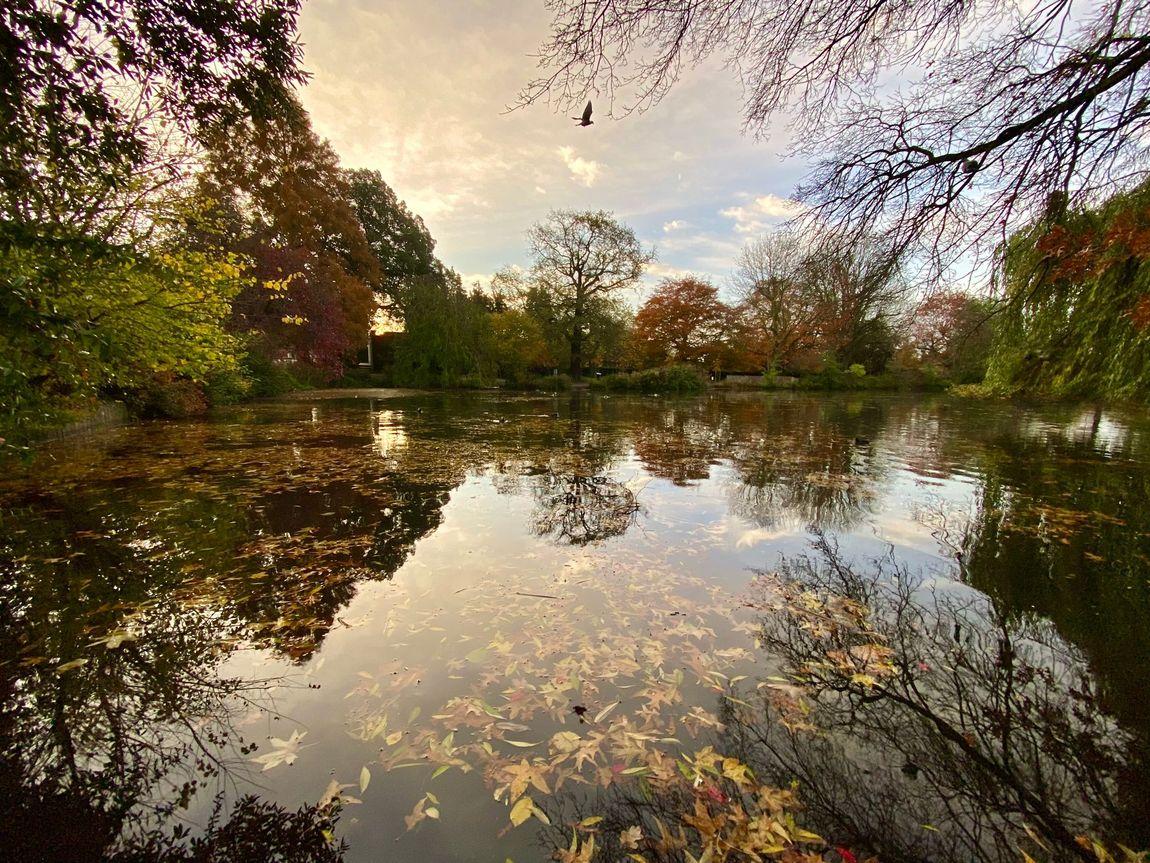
[569,318,583,380]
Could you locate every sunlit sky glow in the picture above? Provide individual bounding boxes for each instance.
[297,0,808,299]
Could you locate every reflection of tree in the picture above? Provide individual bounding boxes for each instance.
[726,397,887,530]
[632,406,730,486]
[0,509,334,861]
[533,534,1144,863]
[107,795,344,863]
[724,534,1145,861]
[910,403,1150,779]
[531,469,640,545]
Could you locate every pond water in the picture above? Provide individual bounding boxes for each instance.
[1,391,1148,863]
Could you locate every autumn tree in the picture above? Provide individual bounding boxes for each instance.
[909,290,994,382]
[521,0,1150,279]
[527,210,653,379]
[194,100,377,377]
[807,236,907,372]
[634,276,731,369]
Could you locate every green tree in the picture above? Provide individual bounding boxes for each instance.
[527,210,652,379]
[1,0,304,230]
[987,180,1150,400]
[344,169,441,315]
[392,272,491,386]
[0,223,246,440]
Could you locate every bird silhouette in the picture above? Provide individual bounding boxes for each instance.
[572,101,593,127]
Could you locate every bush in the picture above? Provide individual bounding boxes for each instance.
[123,372,208,419]
[203,368,253,406]
[242,352,306,398]
[594,364,707,394]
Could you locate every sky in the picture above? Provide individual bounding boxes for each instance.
[297,0,808,300]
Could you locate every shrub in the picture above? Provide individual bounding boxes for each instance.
[595,364,706,393]
[242,352,306,398]
[123,372,208,418]
[203,368,253,406]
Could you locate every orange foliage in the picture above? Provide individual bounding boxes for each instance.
[634,277,733,369]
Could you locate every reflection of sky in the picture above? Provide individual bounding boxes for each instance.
[135,393,1150,859]
[372,409,408,459]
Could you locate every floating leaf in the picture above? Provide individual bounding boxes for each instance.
[593,701,619,723]
[359,765,371,792]
[251,730,307,772]
[509,796,534,827]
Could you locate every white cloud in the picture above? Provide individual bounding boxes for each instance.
[662,219,686,232]
[534,185,547,195]
[557,146,601,187]
[720,193,803,234]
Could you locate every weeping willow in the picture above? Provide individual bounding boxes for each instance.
[987,181,1150,401]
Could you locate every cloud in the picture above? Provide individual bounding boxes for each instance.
[557,146,601,187]
[720,193,803,234]
[296,1,810,282]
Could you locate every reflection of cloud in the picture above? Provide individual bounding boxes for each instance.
[557,146,601,187]
[735,526,794,549]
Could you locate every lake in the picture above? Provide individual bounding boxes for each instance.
[1,391,1147,863]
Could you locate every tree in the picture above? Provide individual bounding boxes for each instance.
[987,179,1150,399]
[1,0,304,230]
[731,230,905,373]
[806,235,907,372]
[344,169,440,315]
[392,271,491,386]
[521,1,1150,277]
[910,290,995,382]
[731,231,822,372]
[633,276,731,369]
[527,210,653,379]
[0,226,246,433]
[194,101,377,378]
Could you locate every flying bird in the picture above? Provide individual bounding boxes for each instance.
[572,101,593,127]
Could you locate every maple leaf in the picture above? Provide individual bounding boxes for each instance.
[250,729,307,771]
[620,825,643,849]
[498,758,551,802]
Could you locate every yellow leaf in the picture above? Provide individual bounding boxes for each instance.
[510,796,535,827]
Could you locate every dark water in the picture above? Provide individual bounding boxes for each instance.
[1,391,1148,862]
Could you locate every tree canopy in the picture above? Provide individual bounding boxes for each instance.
[527,209,653,378]
[987,178,1150,399]
[634,276,730,369]
[345,169,441,314]
[1,0,305,228]
[194,100,378,375]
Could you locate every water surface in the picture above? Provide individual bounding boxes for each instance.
[1,391,1147,862]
